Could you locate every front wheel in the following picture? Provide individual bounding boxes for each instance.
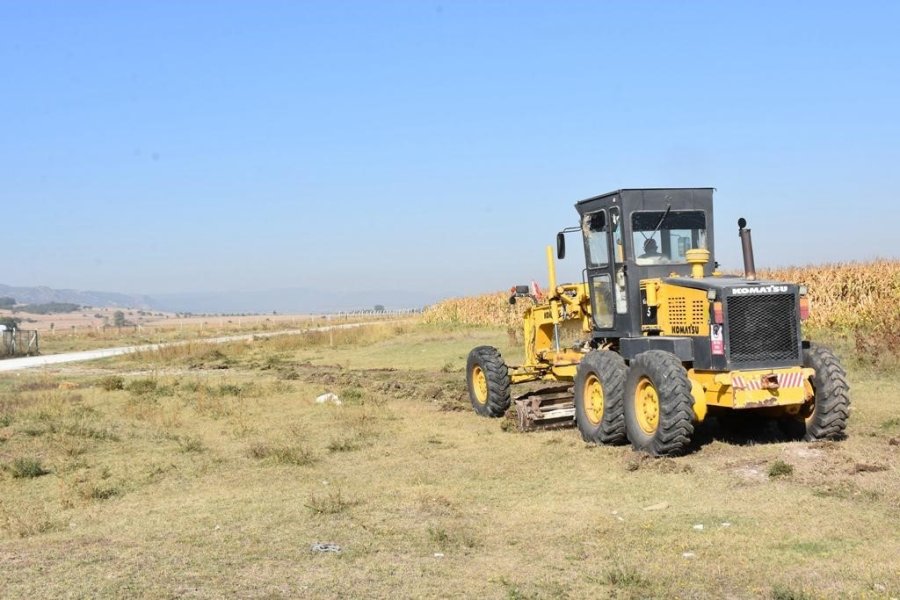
[466,346,511,417]
[784,344,850,441]
[624,351,695,456]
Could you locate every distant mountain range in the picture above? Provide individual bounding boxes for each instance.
[0,284,155,310]
[0,283,440,314]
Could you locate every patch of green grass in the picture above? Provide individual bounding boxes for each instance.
[277,368,300,381]
[179,380,202,393]
[81,482,123,501]
[260,354,285,370]
[326,435,360,452]
[341,387,364,403]
[427,525,450,544]
[497,577,539,600]
[768,459,794,478]
[63,422,120,441]
[18,423,49,437]
[187,348,232,370]
[97,375,125,391]
[602,564,649,588]
[881,417,900,430]
[771,584,814,600]
[306,489,354,515]
[779,541,830,557]
[8,457,50,479]
[215,383,243,397]
[126,378,158,396]
[425,523,478,550]
[247,441,316,466]
[178,435,205,453]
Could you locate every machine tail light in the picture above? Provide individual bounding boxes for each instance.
[799,296,810,320]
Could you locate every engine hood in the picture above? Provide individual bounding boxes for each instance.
[663,276,799,296]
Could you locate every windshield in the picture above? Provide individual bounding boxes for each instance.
[632,210,707,265]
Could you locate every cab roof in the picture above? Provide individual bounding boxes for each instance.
[575,187,715,207]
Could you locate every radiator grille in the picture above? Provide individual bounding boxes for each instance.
[668,298,707,327]
[727,294,800,363]
[669,298,686,324]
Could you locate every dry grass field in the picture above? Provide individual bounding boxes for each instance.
[0,323,897,599]
[0,307,398,356]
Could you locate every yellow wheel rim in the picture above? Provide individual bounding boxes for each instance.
[584,374,604,425]
[472,366,488,405]
[634,376,660,435]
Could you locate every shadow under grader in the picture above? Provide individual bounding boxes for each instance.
[689,412,813,451]
[502,402,815,455]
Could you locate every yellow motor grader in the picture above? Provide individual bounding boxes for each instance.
[466,188,850,456]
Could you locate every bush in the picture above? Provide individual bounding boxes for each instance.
[306,489,354,515]
[327,435,361,453]
[768,460,794,478]
[0,316,22,329]
[126,378,158,396]
[98,375,125,391]
[178,435,205,453]
[771,584,813,600]
[81,482,123,501]
[9,457,50,479]
[247,442,316,466]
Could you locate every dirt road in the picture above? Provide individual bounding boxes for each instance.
[0,320,397,373]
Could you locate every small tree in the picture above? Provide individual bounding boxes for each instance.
[374,304,385,313]
[0,297,15,308]
[113,310,126,327]
[0,316,21,329]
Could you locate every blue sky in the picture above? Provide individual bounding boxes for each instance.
[2,1,898,300]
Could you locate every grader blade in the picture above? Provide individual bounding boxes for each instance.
[514,386,576,431]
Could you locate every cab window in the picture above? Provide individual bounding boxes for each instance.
[582,210,609,268]
[632,210,707,265]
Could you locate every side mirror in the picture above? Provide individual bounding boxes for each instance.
[556,232,566,260]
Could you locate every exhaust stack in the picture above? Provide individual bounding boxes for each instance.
[737,218,756,280]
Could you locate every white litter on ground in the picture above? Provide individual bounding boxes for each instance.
[315,393,341,405]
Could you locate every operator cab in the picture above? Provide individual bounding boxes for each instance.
[557,188,716,339]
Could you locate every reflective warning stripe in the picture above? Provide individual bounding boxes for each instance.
[777,372,804,388]
[732,371,805,390]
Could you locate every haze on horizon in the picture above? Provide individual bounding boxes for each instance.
[3,1,898,304]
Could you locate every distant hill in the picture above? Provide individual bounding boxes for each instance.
[0,284,155,310]
[0,283,439,314]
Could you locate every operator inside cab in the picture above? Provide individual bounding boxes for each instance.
[637,238,666,265]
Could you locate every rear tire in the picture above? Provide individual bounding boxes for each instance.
[786,344,850,441]
[466,346,511,417]
[624,351,695,456]
[574,350,627,445]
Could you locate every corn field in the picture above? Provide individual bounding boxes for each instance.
[423,259,900,333]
